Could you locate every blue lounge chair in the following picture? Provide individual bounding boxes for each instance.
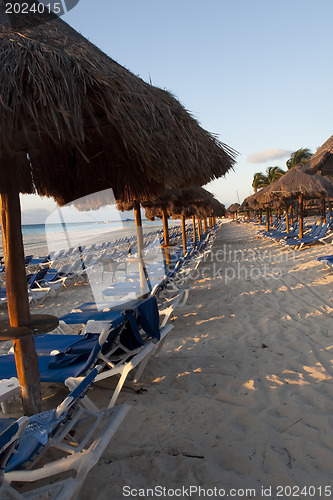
[59,296,159,327]
[0,297,173,408]
[0,322,121,383]
[34,296,162,355]
[282,222,331,250]
[317,254,333,267]
[0,367,130,499]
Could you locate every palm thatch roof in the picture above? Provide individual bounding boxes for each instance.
[305,135,333,176]
[246,184,277,208]
[227,202,240,213]
[257,164,333,203]
[0,2,237,204]
[142,187,224,219]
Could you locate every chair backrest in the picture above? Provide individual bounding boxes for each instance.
[309,221,322,237]
[317,222,329,238]
[3,369,101,472]
[28,268,49,288]
[0,417,29,472]
[57,263,72,276]
[44,269,60,282]
[24,255,33,266]
[54,366,101,418]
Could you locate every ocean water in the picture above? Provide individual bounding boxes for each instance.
[0,219,174,256]
[22,221,127,235]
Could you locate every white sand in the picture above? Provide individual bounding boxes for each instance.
[3,220,333,498]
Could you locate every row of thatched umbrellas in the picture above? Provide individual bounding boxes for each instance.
[238,143,333,238]
[0,3,236,414]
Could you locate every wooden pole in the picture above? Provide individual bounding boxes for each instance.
[298,194,304,239]
[181,215,187,256]
[285,205,290,233]
[198,219,203,241]
[266,208,270,232]
[161,208,171,268]
[290,204,294,225]
[0,188,42,415]
[161,208,170,247]
[192,216,197,247]
[322,199,326,223]
[134,203,148,296]
[203,218,208,234]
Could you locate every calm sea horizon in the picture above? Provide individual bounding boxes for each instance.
[0,219,176,256]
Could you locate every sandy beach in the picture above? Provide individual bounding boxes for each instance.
[2,219,333,499]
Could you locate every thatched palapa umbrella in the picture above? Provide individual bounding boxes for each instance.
[227,203,240,220]
[257,164,333,238]
[0,2,237,414]
[305,135,333,176]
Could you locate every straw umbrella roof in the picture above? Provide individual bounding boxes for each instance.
[0,3,237,204]
[208,198,226,217]
[258,164,333,203]
[240,194,255,210]
[305,135,333,176]
[143,187,225,219]
[227,203,240,213]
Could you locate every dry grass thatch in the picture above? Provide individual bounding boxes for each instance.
[0,2,237,204]
[305,135,333,176]
[227,202,240,213]
[258,164,333,203]
[143,187,225,219]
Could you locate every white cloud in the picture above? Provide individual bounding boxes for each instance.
[247,148,293,164]
[21,208,53,225]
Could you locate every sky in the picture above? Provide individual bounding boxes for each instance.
[21,0,333,223]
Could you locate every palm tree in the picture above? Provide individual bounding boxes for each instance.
[252,172,267,192]
[265,166,286,184]
[252,166,286,192]
[286,148,313,169]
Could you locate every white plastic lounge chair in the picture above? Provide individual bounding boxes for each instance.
[0,367,130,500]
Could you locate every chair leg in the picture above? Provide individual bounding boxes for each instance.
[132,355,152,384]
[107,366,131,409]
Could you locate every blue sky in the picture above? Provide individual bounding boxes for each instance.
[21,0,333,222]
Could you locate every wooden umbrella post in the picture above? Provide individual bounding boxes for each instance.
[198,219,203,241]
[322,198,326,223]
[192,216,197,247]
[134,203,148,296]
[285,204,290,234]
[161,208,171,268]
[266,208,270,232]
[298,194,304,239]
[203,218,208,234]
[290,204,294,226]
[0,188,42,416]
[161,208,170,247]
[181,215,187,256]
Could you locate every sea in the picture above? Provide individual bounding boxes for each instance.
[0,219,176,257]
